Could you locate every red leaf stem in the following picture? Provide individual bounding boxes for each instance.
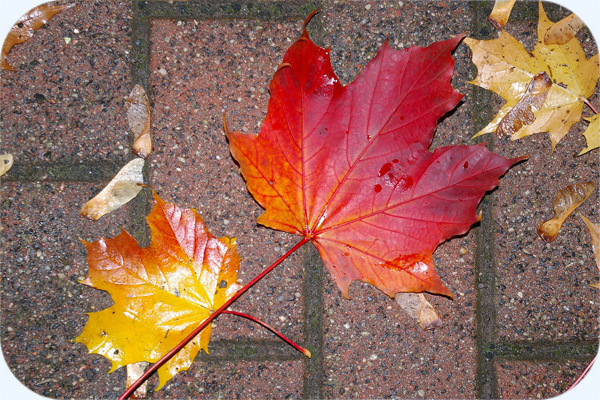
[222,310,311,358]
[118,236,311,400]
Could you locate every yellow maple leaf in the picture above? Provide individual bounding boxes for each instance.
[465,2,599,151]
[74,193,242,390]
[578,114,599,155]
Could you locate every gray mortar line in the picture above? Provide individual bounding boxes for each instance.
[0,161,122,182]
[491,340,599,361]
[197,340,303,361]
[470,1,500,399]
[302,243,325,400]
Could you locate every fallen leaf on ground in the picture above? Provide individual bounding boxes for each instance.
[578,115,599,156]
[226,28,522,302]
[127,85,152,158]
[0,154,13,177]
[580,215,599,289]
[538,181,595,243]
[74,193,242,389]
[395,293,442,330]
[544,13,585,46]
[465,2,599,151]
[126,362,148,399]
[497,71,552,136]
[488,0,516,29]
[1,4,73,70]
[80,158,145,220]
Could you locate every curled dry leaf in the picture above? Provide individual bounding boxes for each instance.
[466,2,599,151]
[75,194,242,389]
[580,215,600,289]
[488,0,516,30]
[578,115,599,156]
[395,292,442,330]
[127,85,152,158]
[80,158,145,220]
[538,181,595,243]
[497,72,551,136]
[126,362,148,399]
[0,154,14,177]
[1,4,73,70]
[544,14,585,46]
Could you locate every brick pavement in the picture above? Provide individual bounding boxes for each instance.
[1,1,598,399]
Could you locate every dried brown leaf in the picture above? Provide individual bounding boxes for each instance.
[497,72,552,136]
[395,292,443,330]
[80,158,145,220]
[537,181,595,243]
[1,4,73,70]
[0,154,14,177]
[127,85,152,158]
[488,0,516,30]
[544,14,585,46]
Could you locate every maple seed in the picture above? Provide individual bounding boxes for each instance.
[538,181,595,243]
[497,72,552,136]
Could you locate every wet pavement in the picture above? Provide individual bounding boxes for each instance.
[1,1,598,399]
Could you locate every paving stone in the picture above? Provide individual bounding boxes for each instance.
[0,0,132,163]
[495,360,589,399]
[0,182,134,399]
[155,360,303,399]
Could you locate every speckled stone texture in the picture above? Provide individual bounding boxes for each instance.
[1,1,599,399]
[495,360,589,399]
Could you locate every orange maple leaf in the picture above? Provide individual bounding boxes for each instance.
[74,193,241,390]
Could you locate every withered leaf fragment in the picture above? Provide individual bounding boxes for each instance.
[395,293,442,330]
[497,72,552,136]
[578,115,599,156]
[544,14,585,46]
[580,215,600,289]
[1,4,73,70]
[0,154,14,177]
[488,0,516,30]
[80,158,145,220]
[127,85,152,158]
[126,362,148,399]
[538,181,595,243]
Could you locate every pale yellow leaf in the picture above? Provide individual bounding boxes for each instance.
[488,0,516,30]
[0,154,14,177]
[395,292,442,330]
[80,158,145,220]
[578,115,599,156]
[466,2,599,151]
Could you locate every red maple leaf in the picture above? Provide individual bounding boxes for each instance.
[226,30,522,298]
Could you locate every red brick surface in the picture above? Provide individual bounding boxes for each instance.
[1,1,598,399]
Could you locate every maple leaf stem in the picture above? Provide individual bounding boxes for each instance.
[583,98,599,114]
[118,236,311,400]
[221,310,311,358]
